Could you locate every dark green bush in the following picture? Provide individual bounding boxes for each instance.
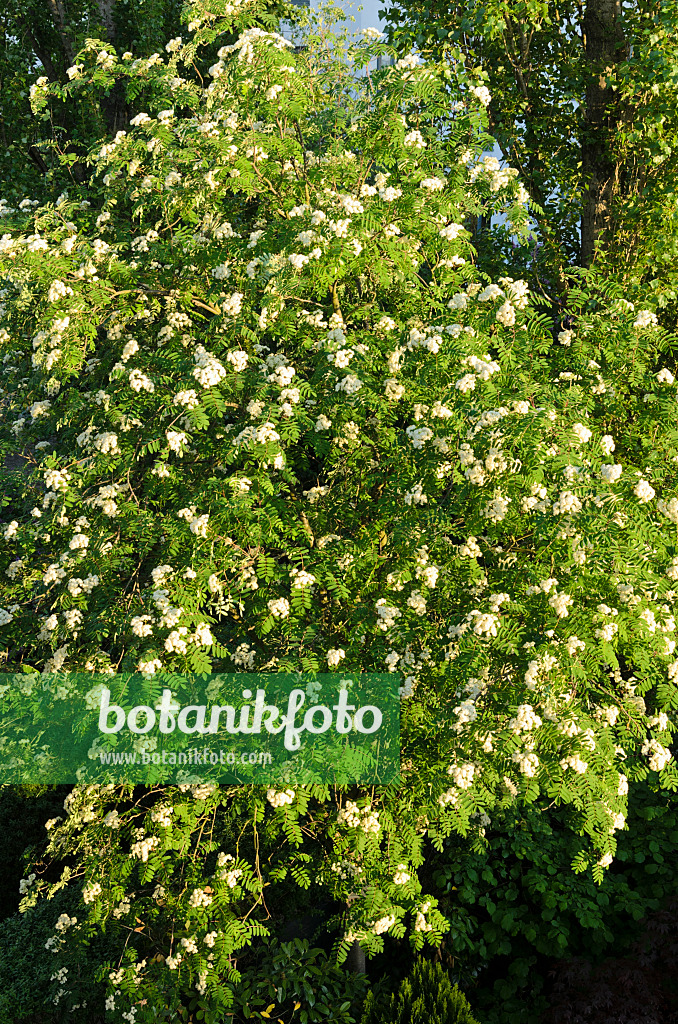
[360,958,479,1024]
[428,783,678,1024]
[0,785,68,921]
[0,885,113,1024]
[229,936,369,1024]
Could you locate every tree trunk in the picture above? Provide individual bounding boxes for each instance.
[346,939,366,974]
[581,0,628,265]
[45,0,75,64]
[97,0,117,42]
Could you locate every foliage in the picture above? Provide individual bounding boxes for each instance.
[428,784,678,1023]
[360,957,479,1024]
[0,883,116,1024]
[228,936,369,1023]
[381,0,678,299]
[544,899,678,1024]
[1,2,678,1022]
[0,0,185,196]
[0,0,296,200]
[0,784,67,921]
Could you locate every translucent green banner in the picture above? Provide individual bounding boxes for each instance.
[0,672,401,784]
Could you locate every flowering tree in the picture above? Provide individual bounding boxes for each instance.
[1,1,678,1019]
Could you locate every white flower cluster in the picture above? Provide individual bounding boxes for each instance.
[266,788,295,807]
[375,599,401,631]
[447,762,475,788]
[193,345,227,387]
[641,738,672,771]
[337,800,380,832]
[129,835,160,862]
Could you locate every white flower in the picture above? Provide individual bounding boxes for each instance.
[407,591,427,615]
[138,657,162,678]
[189,514,209,538]
[642,738,672,771]
[327,648,345,668]
[484,494,510,522]
[560,755,588,774]
[376,316,397,331]
[222,292,243,318]
[552,490,582,515]
[335,374,362,395]
[455,373,476,394]
[548,592,573,618]
[47,280,74,303]
[419,177,446,191]
[496,301,516,327]
[83,881,102,903]
[121,339,139,362]
[458,536,481,558]
[657,368,675,385]
[375,599,401,631]
[226,350,249,372]
[601,464,622,483]
[566,635,586,656]
[290,568,316,589]
[571,422,592,443]
[268,598,290,619]
[129,368,155,392]
[93,431,118,454]
[406,425,433,449]
[634,479,655,503]
[30,400,51,419]
[3,520,18,540]
[372,915,396,935]
[600,434,615,455]
[477,284,504,301]
[469,84,491,105]
[633,310,658,329]
[166,430,188,454]
[131,616,154,637]
[55,914,77,933]
[439,222,464,242]
[401,481,428,510]
[404,129,426,149]
[658,497,678,524]
[173,389,199,409]
[129,835,160,862]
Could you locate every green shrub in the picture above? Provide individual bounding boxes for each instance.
[230,936,369,1024]
[0,885,114,1024]
[0,785,68,922]
[360,958,478,1024]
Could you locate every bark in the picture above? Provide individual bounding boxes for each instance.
[581,0,628,265]
[346,939,366,974]
[97,0,116,42]
[45,0,75,64]
[28,27,58,79]
[93,0,130,135]
[28,145,49,173]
